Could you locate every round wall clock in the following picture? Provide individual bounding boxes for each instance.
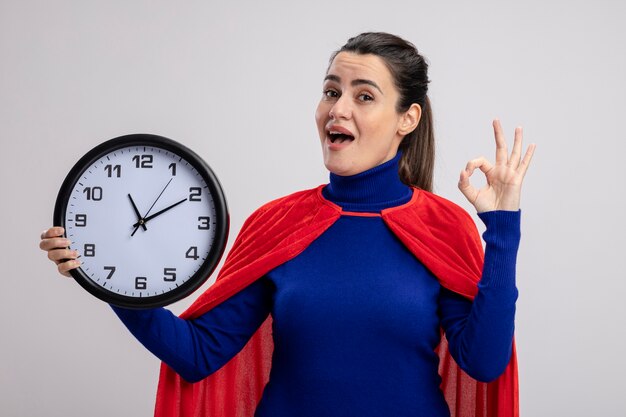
[53,134,229,309]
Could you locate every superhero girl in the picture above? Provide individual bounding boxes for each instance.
[40,32,535,417]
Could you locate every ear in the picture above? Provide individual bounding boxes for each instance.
[397,103,422,136]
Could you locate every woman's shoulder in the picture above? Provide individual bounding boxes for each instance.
[254,186,322,214]
[246,186,322,218]
[239,185,330,231]
[392,187,475,224]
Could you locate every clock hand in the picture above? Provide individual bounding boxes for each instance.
[132,198,188,228]
[143,178,173,218]
[128,194,147,231]
[131,178,173,237]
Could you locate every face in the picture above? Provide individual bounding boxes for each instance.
[315,51,418,176]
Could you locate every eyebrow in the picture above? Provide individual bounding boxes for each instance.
[324,74,384,95]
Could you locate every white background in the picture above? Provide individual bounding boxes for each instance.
[1,1,624,416]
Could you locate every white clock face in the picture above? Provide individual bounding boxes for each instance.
[64,144,218,301]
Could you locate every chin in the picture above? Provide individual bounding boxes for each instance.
[324,160,353,176]
[324,160,365,176]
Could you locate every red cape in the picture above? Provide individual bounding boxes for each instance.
[154,185,519,417]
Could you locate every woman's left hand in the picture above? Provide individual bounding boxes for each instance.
[458,119,536,213]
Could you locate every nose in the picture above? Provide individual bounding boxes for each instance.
[329,95,352,120]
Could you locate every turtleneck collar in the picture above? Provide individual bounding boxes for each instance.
[322,151,413,213]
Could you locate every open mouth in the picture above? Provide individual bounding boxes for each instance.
[328,131,355,144]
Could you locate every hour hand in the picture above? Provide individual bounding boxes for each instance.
[128,194,147,231]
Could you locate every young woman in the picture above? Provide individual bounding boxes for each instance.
[40,32,535,417]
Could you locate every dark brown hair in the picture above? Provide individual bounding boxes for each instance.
[330,32,434,191]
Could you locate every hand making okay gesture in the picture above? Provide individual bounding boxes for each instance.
[458,119,536,213]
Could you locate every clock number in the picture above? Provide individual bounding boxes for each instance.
[163,267,177,282]
[168,163,177,176]
[104,266,116,279]
[83,187,103,201]
[84,244,95,257]
[135,277,147,290]
[132,154,153,168]
[185,246,199,260]
[189,187,202,202]
[198,216,211,230]
[75,214,87,227]
[104,164,121,178]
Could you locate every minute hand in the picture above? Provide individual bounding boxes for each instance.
[133,198,188,227]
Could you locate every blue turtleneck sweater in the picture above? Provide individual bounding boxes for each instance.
[112,152,520,417]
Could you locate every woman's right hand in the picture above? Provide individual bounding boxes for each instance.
[39,227,81,277]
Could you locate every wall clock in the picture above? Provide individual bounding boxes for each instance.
[53,134,228,308]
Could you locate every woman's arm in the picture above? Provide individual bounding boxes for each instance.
[111,277,273,383]
[438,209,520,382]
[442,119,533,381]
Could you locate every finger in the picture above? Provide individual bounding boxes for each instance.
[493,119,508,165]
[517,143,536,177]
[465,156,494,175]
[458,169,478,202]
[509,126,523,168]
[47,248,79,263]
[58,259,81,277]
[39,237,71,251]
[41,227,65,240]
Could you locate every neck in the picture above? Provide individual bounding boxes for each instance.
[322,152,412,212]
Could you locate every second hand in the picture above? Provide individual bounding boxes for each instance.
[131,178,173,237]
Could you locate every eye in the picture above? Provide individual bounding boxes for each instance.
[358,93,374,102]
[324,89,339,99]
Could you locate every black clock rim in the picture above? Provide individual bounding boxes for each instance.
[53,133,229,309]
